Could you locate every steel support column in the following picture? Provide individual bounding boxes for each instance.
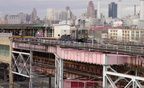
[103,54,108,88]
[9,64,13,88]
[12,50,33,88]
[55,54,63,88]
[49,75,51,88]
[29,51,33,88]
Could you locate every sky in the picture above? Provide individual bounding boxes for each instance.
[0,0,141,19]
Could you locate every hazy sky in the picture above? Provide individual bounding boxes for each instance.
[0,0,141,19]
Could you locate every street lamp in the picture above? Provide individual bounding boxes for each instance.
[91,29,94,45]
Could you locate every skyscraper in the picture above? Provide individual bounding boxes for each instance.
[46,8,55,20]
[53,6,74,21]
[140,0,144,19]
[46,8,55,25]
[18,12,26,24]
[118,0,122,19]
[26,14,31,23]
[108,2,117,18]
[87,1,95,18]
[66,6,73,20]
[97,0,101,19]
[31,8,37,23]
[94,9,97,18]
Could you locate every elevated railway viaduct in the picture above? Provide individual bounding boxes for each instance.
[10,37,144,88]
[0,24,144,88]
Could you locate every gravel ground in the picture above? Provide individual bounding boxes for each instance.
[0,77,55,88]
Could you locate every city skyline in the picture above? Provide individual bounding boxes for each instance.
[0,0,141,19]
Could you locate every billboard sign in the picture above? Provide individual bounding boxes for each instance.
[90,25,103,30]
[113,20,123,27]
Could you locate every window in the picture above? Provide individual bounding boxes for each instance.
[0,45,10,56]
[136,31,139,33]
[72,30,75,33]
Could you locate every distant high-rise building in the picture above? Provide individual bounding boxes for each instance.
[87,1,95,18]
[58,6,74,21]
[97,0,101,19]
[59,9,68,20]
[46,8,55,20]
[7,15,21,24]
[66,6,73,20]
[118,0,122,19]
[31,8,37,23]
[94,9,97,18]
[26,14,31,23]
[46,7,74,24]
[18,12,26,24]
[46,8,56,25]
[108,2,117,18]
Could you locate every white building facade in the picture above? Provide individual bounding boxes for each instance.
[54,24,71,38]
[108,28,123,41]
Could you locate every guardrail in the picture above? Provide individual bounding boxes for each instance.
[12,37,144,55]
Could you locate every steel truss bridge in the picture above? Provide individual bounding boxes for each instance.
[11,37,144,88]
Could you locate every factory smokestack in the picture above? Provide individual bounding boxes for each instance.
[140,0,144,19]
[118,0,122,19]
[134,5,136,16]
[97,0,101,19]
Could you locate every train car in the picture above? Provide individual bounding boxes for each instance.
[0,24,90,43]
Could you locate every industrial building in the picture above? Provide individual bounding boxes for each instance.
[108,28,144,42]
